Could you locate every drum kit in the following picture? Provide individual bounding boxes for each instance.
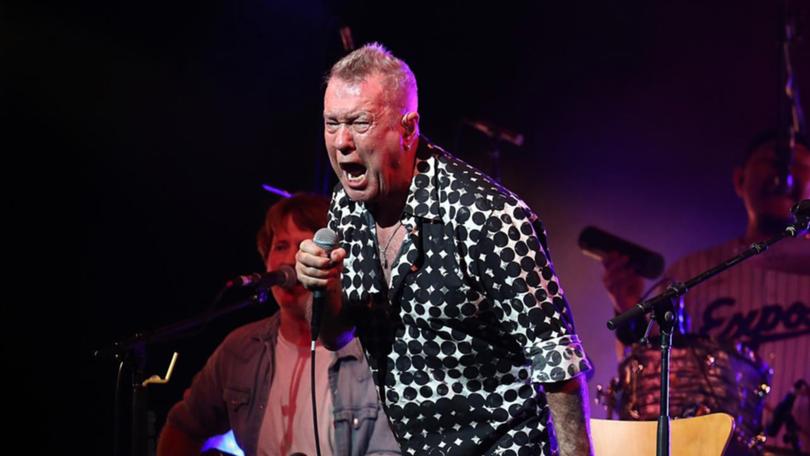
[597,334,773,455]
[590,198,810,455]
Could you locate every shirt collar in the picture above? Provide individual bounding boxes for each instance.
[402,140,444,222]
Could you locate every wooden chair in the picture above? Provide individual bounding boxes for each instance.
[590,413,735,456]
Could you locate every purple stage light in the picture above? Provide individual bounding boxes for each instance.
[261,184,292,198]
[202,429,244,456]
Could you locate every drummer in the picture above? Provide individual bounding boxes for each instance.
[601,131,810,455]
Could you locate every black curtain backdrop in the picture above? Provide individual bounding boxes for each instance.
[9,0,808,453]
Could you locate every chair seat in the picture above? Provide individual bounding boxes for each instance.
[590,412,735,456]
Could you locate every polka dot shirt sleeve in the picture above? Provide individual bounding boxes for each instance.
[474,199,592,384]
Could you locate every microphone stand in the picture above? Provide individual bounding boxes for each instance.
[462,118,524,182]
[607,200,809,456]
[92,285,275,456]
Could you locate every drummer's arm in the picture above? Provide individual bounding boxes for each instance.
[602,252,648,354]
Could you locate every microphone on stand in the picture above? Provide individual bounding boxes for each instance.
[339,25,354,52]
[788,199,810,237]
[463,118,525,147]
[578,226,666,279]
[791,199,810,221]
[773,0,805,196]
[224,265,297,290]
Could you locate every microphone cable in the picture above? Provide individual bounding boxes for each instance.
[311,334,322,456]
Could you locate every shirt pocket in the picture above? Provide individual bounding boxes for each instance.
[334,405,381,455]
[334,405,379,430]
[222,386,251,414]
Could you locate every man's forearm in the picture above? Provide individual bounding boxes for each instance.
[318,293,356,350]
[545,374,594,456]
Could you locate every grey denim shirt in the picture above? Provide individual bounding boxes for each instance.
[166,314,401,456]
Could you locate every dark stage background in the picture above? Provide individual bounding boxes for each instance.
[14,0,810,453]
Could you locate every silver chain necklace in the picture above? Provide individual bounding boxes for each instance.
[379,220,404,269]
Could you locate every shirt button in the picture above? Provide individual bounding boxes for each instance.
[352,417,360,429]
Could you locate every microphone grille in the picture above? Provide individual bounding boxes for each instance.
[277,264,298,288]
[313,227,338,251]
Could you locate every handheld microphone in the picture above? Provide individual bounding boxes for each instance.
[578,226,665,279]
[225,265,297,290]
[309,228,339,456]
[311,228,339,342]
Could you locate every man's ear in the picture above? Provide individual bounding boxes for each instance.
[401,111,420,137]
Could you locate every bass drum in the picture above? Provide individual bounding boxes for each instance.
[612,334,772,455]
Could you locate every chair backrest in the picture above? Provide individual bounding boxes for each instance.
[590,412,735,456]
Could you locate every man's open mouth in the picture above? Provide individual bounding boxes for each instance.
[341,163,368,185]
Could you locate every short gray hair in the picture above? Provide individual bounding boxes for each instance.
[326,42,418,112]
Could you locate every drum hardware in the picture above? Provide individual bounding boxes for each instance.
[596,336,774,454]
[757,383,772,398]
[606,201,808,456]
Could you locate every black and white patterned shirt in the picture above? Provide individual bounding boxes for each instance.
[328,141,592,456]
